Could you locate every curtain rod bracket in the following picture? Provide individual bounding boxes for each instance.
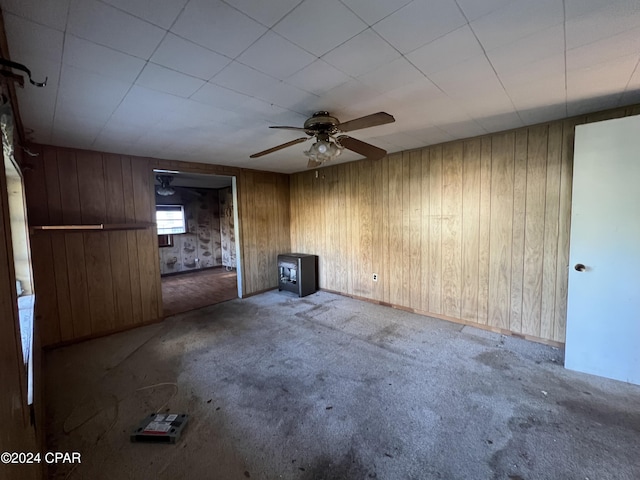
[0,57,47,87]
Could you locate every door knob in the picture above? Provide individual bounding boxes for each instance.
[574,263,586,272]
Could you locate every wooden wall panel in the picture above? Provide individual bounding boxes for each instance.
[25,147,291,345]
[23,147,162,346]
[461,139,481,323]
[488,132,514,331]
[290,105,640,344]
[237,170,290,296]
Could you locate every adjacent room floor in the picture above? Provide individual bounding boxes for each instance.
[45,291,640,480]
[161,267,237,316]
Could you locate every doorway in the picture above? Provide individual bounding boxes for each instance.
[153,170,242,316]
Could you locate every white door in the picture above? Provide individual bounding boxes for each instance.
[565,115,640,385]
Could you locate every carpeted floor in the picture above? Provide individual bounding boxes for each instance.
[161,267,238,316]
[45,290,640,479]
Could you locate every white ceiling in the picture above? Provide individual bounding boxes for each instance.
[1,0,639,173]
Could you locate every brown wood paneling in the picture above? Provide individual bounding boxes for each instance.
[540,123,563,340]
[461,139,481,323]
[488,132,515,330]
[419,149,430,313]
[388,153,403,305]
[428,146,443,314]
[477,137,492,325]
[509,130,528,334]
[521,125,548,336]
[441,143,463,318]
[408,151,422,310]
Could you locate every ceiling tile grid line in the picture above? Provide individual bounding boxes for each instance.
[2,0,639,172]
[86,0,193,149]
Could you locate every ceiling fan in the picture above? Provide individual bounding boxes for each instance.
[250,111,395,168]
[155,175,204,198]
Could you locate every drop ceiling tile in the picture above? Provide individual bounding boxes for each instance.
[0,0,70,31]
[383,77,443,105]
[517,103,567,126]
[237,31,315,79]
[400,126,454,146]
[191,82,253,111]
[565,4,640,49]
[373,0,467,54]
[273,0,368,56]
[456,0,516,21]
[473,110,522,132]
[239,98,307,125]
[567,53,639,99]
[56,65,131,121]
[171,0,267,58]
[340,0,413,25]
[67,0,165,58]
[566,27,640,71]
[63,34,145,83]
[4,14,63,63]
[211,61,316,111]
[470,0,563,52]
[498,54,566,90]
[150,33,231,80]
[507,74,566,109]
[357,57,425,94]
[322,28,400,77]
[136,63,205,98]
[313,79,385,115]
[54,112,106,138]
[223,0,301,27]
[567,95,622,117]
[438,119,487,139]
[109,86,184,128]
[487,24,564,79]
[429,55,503,99]
[101,0,188,29]
[407,25,483,77]
[286,59,350,95]
[564,0,639,21]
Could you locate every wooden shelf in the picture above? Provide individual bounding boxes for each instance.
[31,222,155,233]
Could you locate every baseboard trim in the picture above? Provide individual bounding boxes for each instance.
[43,317,165,349]
[319,288,565,349]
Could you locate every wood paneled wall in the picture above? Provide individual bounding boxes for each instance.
[24,148,290,346]
[290,105,640,344]
[238,170,291,295]
[24,146,163,346]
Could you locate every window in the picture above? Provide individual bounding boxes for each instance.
[2,100,35,405]
[156,205,186,235]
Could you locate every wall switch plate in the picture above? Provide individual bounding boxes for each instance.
[372,273,378,281]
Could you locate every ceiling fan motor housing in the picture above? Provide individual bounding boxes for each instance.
[303,111,340,135]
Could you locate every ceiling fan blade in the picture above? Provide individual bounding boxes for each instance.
[250,137,309,158]
[307,159,322,169]
[268,126,308,132]
[337,135,387,160]
[337,112,395,133]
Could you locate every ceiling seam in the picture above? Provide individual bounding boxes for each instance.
[89,0,193,148]
[453,0,524,128]
[49,0,74,145]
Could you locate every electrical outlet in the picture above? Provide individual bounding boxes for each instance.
[372,273,378,282]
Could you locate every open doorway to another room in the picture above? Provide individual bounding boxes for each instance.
[154,171,239,317]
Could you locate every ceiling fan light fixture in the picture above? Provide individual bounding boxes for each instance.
[156,186,175,196]
[303,138,343,164]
